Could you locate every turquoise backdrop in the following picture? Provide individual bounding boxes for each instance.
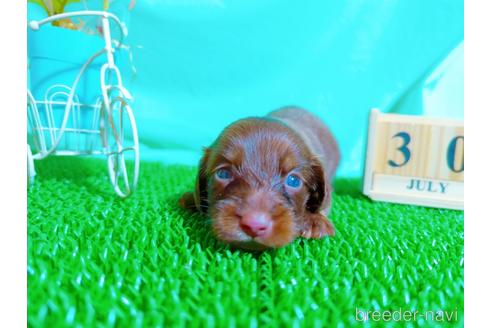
[28,0,464,177]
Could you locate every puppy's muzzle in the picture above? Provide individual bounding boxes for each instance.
[238,211,272,238]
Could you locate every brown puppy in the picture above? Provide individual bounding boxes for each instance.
[179,107,340,250]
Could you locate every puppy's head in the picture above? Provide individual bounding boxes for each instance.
[194,118,327,250]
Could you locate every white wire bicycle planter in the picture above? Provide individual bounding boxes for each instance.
[27,11,139,198]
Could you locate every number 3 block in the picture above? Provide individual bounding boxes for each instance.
[363,109,463,210]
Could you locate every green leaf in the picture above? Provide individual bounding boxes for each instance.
[27,0,83,16]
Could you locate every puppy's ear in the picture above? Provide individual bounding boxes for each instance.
[194,148,211,212]
[306,158,331,213]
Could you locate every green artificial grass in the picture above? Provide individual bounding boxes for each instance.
[28,157,464,327]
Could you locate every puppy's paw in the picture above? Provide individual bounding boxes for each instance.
[179,192,196,210]
[301,213,335,239]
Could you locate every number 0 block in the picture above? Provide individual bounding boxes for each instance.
[363,109,463,210]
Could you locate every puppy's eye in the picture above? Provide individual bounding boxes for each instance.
[285,174,302,189]
[216,168,232,180]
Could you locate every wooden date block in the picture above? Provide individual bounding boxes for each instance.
[363,109,463,210]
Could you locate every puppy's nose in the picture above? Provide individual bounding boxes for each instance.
[239,212,272,238]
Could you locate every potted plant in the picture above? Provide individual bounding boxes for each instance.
[27,0,136,103]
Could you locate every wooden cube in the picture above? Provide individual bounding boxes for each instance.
[363,109,463,210]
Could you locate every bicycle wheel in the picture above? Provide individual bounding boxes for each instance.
[100,90,140,197]
[27,144,36,186]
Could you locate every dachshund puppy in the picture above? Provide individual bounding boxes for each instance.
[179,107,340,250]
